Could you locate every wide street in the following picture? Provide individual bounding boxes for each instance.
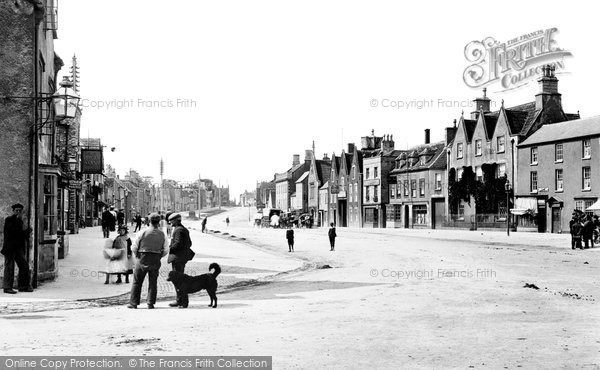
[1,207,599,369]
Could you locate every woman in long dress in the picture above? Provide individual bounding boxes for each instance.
[102,225,132,284]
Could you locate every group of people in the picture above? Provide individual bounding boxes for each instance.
[569,211,599,250]
[101,206,126,238]
[285,222,337,252]
[102,209,196,309]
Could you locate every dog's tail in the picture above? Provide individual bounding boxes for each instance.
[209,262,221,278]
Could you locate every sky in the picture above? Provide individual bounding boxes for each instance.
[53,0,600,201]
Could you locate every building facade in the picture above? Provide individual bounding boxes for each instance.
[448,67,579,230]
[389,133,447,229]
[516,116,600,233]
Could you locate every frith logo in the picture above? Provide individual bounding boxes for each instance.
[463,28,572,91]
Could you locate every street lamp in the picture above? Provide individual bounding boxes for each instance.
[505,180,512,236]
[53,77,81,121]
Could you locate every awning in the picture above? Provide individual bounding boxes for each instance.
[511,197,537,216]
[586,200,600,211]
[547,196,564,205]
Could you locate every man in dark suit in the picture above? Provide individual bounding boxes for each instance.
[167,213,195,307]
[328,222,337,251]
[101,206,115,238]
[2,203,33,294]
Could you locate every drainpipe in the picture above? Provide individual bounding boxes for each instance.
[511,137,516,230]
[30,10,42,288]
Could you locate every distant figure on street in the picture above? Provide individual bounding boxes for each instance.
[201,217,207,233]
[165,212,173,237]
[117,209,125,226]
[286,227,294,252]
[583,214,594,249]
[128,213,168,309]
[328,223,337,251]
[570,213,583,250]
[2,203,33,294]
[134,214,143,232]
[226,217,230,227]
[167,213,195,308]
[101,206,116,238]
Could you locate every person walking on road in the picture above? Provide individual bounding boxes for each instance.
[286,227,294,252]
[134,214,143,232]
[127,213,168,309]
[201,217,207,233]
[101,206,116,238]
[167,213,195,307]
[226,217,230,227]
[328,222,337,251]
[570,213,583,250]
[2,203,33,294]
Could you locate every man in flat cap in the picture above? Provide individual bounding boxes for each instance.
[167,213,195,307]
[2,203,33,294]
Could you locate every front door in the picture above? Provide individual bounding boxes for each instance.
[552,207,562,233]
[432,199,445,229]
[404,205,409,228]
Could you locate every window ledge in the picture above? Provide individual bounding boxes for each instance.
[582,157,592,160]
[555,160,563,164]
[555,189,564,193]
[530,162,538,166]
[582,188,592,192]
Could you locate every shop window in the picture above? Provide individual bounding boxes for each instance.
[413,205,427,225]
[43,174,57,236]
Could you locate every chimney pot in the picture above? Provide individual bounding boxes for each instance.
[425,129,431,144]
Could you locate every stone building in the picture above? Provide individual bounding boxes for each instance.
[275,152,311,212]
[389,130,447,229]
[447,66,579,230]
[307,146,331,227]
[0,0,73,284]
[361,133,400,228]
[516,116,600,233]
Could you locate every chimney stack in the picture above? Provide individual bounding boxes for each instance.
[292,154,300,166]
[535,64,561,111]
[425,129,431,144]
[304,149,313,162]
[381,133,395,152]
[323,153,329,160]
[471,88,491,119]
[347,143,355,154]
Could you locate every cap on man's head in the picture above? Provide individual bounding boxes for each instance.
[11,203,24,210]
[110,206,115,210]
[168,213,181,222]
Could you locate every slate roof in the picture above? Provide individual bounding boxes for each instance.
[519,115,600,147]
[483,113,499,140]
[295,171,309,183]
[315,159,331,184]
[390,141,446,174]
[463,119,477,142]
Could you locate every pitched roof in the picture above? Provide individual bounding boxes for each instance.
[391,142,446,174]
[483,113,499,140]
[463,119,477,142]
[519,115,600,147]
[295,171,309,183]
[315,159,331,184]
